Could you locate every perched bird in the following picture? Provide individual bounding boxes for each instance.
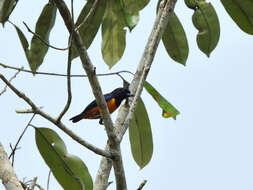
[70,88,133,124]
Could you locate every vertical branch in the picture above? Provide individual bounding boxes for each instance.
[53,0,117,147]
[46,170,51,190]
[94,144,112,190]
[0,142,24,190]
[94,0,178,189]
[52,1,127,189]
[71,0,74,21]
[112,145,126,190]
[57,41,72,122]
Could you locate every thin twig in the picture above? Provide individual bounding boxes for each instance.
[15,107,43,114]
[0,66,23,96]
[57,40,73,122]
[116,73,127,82]
[8,113,36,165]
[22,21,70,51]
[137,180,147,190]
[29,177,37,190]
[0,72,113,159]
[75,0,98,31]
[9,144,21,166]
[46,170,51,190]
[8,19,70,52]
[0,62,134,78]
[119,66,149,141]
[71,0,74,22]
[106,181,113,189]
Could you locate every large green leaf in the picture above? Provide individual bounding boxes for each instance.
[71,0,106,59]
[35,127,93,190]
[13,24,29,56]
[0,0,17,25]
[101,0,126,68]
[122,7,139,31]
[129,98,153,169]
[162,11,189,65]
[221,0,253,34]
[123,0,150,14]
[144,81,180,119]
[28,3,57,72]
[192,1,220,57]
[184,0,198,9]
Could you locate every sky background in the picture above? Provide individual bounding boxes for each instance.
[1,0,253,190]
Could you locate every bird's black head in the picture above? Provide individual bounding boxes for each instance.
[111,88,133,98]
[111,88,133,106]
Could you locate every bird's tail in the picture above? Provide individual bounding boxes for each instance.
[70,114,83,123]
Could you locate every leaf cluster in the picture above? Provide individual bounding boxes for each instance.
[1,0,253,189]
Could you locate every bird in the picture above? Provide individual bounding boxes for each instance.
[70,88,133,124]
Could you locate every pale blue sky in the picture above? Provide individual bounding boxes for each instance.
[1,0,253,190]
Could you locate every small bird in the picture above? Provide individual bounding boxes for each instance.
[70,88,133,124]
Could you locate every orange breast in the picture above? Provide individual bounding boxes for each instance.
[83,98,117,119]
[107,98,117,113]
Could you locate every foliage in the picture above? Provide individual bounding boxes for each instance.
[129,98,153,169]
[1,0,252,69]
[35,127,93,190]
[0,0,253,189]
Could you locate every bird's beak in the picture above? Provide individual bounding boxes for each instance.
[127,92,134,97]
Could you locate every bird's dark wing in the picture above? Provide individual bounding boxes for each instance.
[81,93,113,114]
[104,92,114,101]
[82,99,97,114]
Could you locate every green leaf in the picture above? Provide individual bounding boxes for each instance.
[144,81,180,119]
[13,24,29,56]
[71,0,106,59]
[123,0,150,14]
[28,3,57,72]
[192,1,220,57]
[129,98,153,169]
[0,0,17,25]
[123,8,139,31]
[101,0,126,68]
[35,127,93,190]
[162,11,189,65]
[221,0,253,34]
[184,0,198,9]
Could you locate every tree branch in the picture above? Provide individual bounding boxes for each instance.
[137,180,147,190]
[75,0,98,31]
[57,41,73,122]
[9,113,36,165]
[94,0,177,189]
[0,67,22,96]
[28,177,37,190]
[22,21,70,51]
[0,62,133,78]
[0,73,112,159]
[52,0,117,144]
[0,142,24,190]
[53,0,127,189]
[46,170,51,190]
